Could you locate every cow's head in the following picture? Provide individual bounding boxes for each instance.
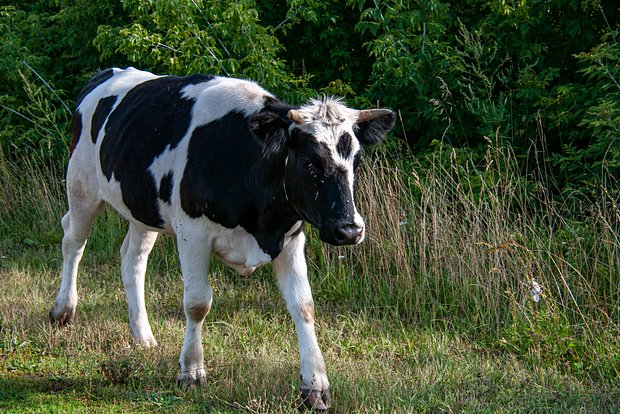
[250,97,395,246]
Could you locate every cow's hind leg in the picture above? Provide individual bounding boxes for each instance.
[176,231,213,385]
[50,197,103,325]
[120,223,159,347]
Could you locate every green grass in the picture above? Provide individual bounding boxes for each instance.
[1,144,619,413]
[1,256,618,413]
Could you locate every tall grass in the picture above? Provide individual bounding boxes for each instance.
[0,147,65,252]
[1,127,619,382]
[310,136,620,379]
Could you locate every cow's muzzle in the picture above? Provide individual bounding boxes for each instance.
[321,222,365,246]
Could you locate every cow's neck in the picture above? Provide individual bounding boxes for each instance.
[243,152,303,258]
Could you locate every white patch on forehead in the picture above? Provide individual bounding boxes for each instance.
[292,97,361,169]
[293,97,359,129]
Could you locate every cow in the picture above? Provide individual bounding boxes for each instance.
[49,67,395,410]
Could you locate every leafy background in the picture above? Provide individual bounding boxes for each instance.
[1,0,618,194]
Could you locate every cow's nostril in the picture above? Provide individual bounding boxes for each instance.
[333,224,363,245]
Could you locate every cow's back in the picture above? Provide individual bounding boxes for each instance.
[70,67,273,232]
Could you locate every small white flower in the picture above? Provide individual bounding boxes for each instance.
[529,278,542,302]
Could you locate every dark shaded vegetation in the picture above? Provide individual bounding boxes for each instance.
[1,0,618,195]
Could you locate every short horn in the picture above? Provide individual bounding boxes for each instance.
[357,109,393,123]
[287,109,305,125]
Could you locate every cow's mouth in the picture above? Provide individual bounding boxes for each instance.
[318,222,365,246]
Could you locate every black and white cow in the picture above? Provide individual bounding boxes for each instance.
[49,67,395,410]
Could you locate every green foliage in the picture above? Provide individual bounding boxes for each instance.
[1,0,619,189]
[0,1,126,166]
[549,31,620,193]
[93,0,311,100]
[273,0,369,93]
[1,69,71,165]
[499,308,587,373]
[351,0,454,144]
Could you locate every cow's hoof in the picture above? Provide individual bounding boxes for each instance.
[301,388,332,411]
[134,336,158,348]
[177,369,207,387]
[49,307,75,326]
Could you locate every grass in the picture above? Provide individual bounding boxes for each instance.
[2,261,617,413]
[1,140,619,413]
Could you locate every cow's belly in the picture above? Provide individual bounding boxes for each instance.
[94,173,172,233]
[97,174,139,222]
[211,225,272,275]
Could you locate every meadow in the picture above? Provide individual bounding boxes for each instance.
[1,2,619,412]
[1,139,618,413]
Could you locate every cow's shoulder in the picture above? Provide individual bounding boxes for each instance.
[180,95,298,258]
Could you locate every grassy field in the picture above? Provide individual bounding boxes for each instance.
[1,144,619,413]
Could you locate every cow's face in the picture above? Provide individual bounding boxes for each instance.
[251,98,395,246]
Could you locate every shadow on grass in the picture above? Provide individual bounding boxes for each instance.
[0,359,310,413]
[0,375,108,411]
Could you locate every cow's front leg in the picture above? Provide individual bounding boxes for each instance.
[176,231,213,385]
[272,233,332,411]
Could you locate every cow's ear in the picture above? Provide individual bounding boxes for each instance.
[249,111,290,155]
[353,109,396,146]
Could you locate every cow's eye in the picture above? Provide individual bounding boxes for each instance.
[303,159,324,177]
[304,160,316,172]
